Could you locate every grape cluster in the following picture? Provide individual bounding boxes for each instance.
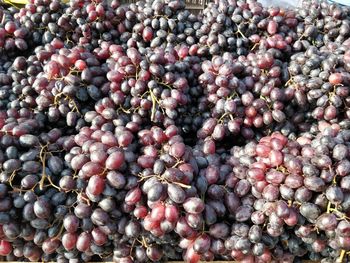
[288,44,350,125]
[197,0,298,57]
[0,7,30,55]
[196,50,294,145]
[1,0,350,262]
[123,0,200,50]
[105,44,202,128]
[294,0,350,50]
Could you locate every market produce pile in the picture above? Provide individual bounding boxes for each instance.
[1,0,350,262]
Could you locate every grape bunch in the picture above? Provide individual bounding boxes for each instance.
[287,44,350,125]
[106,43,203,132]
[197,0,298,57]
[196,49,295,146]
[0,7,30,55]
[223,127,350,262]
[294,0,350,50]
[120,0,200,50]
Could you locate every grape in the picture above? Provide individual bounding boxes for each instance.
[300,203,321,223]
[337,236,350,250]
[183,198,205,214]
[205,166,219,185]
[105,151,125,170]
[167,183,186,204]
[316,213,338,231]
[33,198,51,219]
[276,200,290,219]
[235,205,254,222]
[1,0,350,262]
[329,73,342,85]
[337,221,350,237]
[150,203,165,221]
[294,187,312,203]
[3,222,20,239]
[42,238,60,254]
[62,232,77,251]
[76,232,91,252]
[91,209,110,226]
[326,186,344,204]
[209,223,229,239]
[175,217,196,239]
[30,218,49,229]
[165,204,179,223]
[170,142,186,158]
[87,175,105,196]
[0,240,12,256]
[304,177,326,192]
[63,214,79,233]
[91,227,107,246]
[146,245,163,262]
[125,187,142,205]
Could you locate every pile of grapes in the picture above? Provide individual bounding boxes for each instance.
[1,0,350,262]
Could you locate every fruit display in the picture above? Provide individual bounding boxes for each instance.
[1,0,350,262]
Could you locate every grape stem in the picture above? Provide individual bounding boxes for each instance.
[39,143,49,190]
[339,249,346,263]
[74,190,91,206]
[297,33,305,42]
[331,165,337,185]
[137,236,149,248]
[38,143,61,191]
[260,95,272,110]
[326,201,332,213]
[53,92,81,115]
[137,173,155,182]
[153,14,169,20]
[171,159,184,168]
[100,251,113,259]
[276,165,288,175]
[251,42,259,51]
[137,173,191,189]
[234,23,248,40]
[149,88,158,122]
[3,0,20,10]
[52,223,65,241]
[218,112,230,123]
[157,81,173,90]
[285,75,295,87]
[172,181,191,189]
[8,169,18,188]
[129,238,136,260]
[228,90,239,100]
